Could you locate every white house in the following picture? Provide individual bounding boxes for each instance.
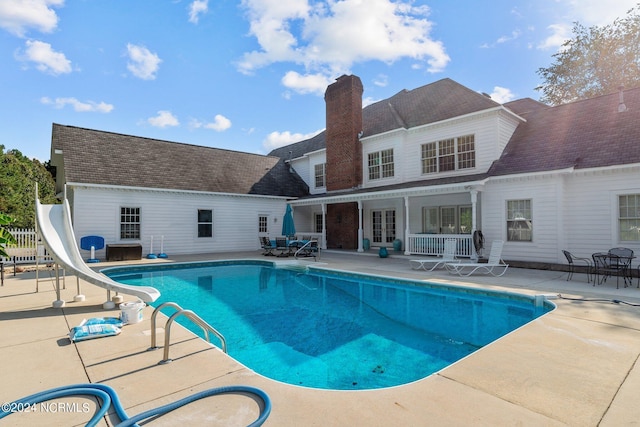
[49,75,640,266]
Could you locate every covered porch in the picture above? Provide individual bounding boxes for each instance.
[289,179,487,259]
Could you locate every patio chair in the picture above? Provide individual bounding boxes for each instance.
[295,239,319,260]
[445,240,508,277]
[604,247,634,288]
[562,250,592,283]
[275,237,289,257]
[410,239,460,271]
[260,237,275,256]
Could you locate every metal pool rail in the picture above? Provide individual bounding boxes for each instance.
[149,301,227,364]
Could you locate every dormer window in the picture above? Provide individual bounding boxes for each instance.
[368,149,394,180]
[421,134,475,174]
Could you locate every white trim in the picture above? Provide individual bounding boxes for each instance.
[66,182,293,200]
[290,179,488,206]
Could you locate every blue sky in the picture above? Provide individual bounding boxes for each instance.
[1,0,638,162]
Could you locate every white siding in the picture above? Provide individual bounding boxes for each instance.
[562,168,640,259]
[307,150,327,195]
[361,110,518,190]
[480,167,640,263]
[69,186,289,258]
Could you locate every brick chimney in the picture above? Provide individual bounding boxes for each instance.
[324,75,363,250]
[324,75,363,191]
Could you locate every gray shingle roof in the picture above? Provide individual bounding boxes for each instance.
[269,78,501,159]
[52,124,308,197]
[490,87,640,176]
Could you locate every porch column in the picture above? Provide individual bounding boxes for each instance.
[470,189,478,232]
[404,196,410,255]
[470,189,478,260]
[321,203,327,249]
[357,200,363,252]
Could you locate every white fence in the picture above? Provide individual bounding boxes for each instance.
[406,234,475,257]
[1,228,52,264]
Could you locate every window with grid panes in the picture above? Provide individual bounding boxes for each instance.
[438,138,455,172]
[619,194,640,241]
[314,213,323,233]
[120,207,140,239]
[314,163,326,188]
[457,135,476,169]
[258,215,268,233]
[421,134,476,174]
[506,200,532,242]
[368,149,394,180]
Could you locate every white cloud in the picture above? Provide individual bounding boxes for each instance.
[536,24,571,51]
[262,128,323,151]
[563,0,638,27]
[0,0,63,37]
[488,86,515,104]
[190,114,232,131]
[147,110,179,128]
[238,0,450,94]
[126,43,162,80]
[19,39,71,74]
[373,74,388,87]
[41,96,113,112]
[188,0,208,24]
[281,71,333,95]
[536,1,639,51]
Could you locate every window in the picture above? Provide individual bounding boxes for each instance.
[258,215,268,234]
[198,209,213,238]
[507,200,532,242]
[314,163,326,188]
[314,213,323,233]
[120,207,140,239]
[619,194,640,241]
[368,149,394,180]
[421,134,475,174]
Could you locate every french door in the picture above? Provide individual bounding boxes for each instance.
[372,209,396,244]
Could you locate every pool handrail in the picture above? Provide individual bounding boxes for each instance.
[149,301,227,364]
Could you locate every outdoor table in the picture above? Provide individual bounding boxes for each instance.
[592,252,635,288]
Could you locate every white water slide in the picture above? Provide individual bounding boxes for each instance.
[35,197,160,305]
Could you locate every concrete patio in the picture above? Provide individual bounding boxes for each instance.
[1,250,640,426]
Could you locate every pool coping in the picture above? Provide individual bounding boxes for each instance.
[1,250,640,426]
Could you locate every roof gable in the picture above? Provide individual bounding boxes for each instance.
[270,78,502,159]
[53,124,308,197]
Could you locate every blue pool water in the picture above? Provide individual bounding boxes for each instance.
[104,261,553,390]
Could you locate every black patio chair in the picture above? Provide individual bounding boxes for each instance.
[275,237,289,257]
[608,247,634,287]
[562,250,591,283]
[260,237,275,256]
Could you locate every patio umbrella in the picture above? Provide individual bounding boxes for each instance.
[281,204,296,238]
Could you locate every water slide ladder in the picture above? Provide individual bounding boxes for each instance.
[149,302,227,364]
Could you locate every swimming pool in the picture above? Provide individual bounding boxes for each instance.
[104,260,553,390]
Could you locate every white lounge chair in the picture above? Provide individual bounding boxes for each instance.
[445,240,509,276]
[410,239,460,271]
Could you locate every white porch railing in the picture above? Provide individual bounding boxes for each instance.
[406,234,475,258]
[1,228,52,264]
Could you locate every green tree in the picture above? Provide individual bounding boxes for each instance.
[536,5,640,105]
[0,146,58,229]
[0,213,17,258]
